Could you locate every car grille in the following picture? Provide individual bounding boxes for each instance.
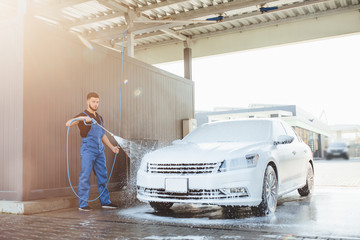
[138,187,248,200]
[330,150,343,153]
[148,163,221,175]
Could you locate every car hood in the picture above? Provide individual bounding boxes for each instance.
[143,141,270,164]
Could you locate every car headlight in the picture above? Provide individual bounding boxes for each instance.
[219,154,259,172]
[139,160,148,172]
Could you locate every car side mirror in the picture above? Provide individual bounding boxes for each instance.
[274,135,294,145]
[172,139,182,145]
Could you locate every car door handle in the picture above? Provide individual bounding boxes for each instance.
[292,151,296,155]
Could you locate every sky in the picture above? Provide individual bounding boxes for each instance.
[156,33,360,126]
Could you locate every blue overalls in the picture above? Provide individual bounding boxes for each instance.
[78,112,112,208]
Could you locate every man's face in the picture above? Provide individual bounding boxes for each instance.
[87,97,99,111]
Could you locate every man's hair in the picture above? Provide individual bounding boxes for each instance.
[87,92,99,100]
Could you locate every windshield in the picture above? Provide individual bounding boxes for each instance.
[329,142,347,148]
[183,120,272,143]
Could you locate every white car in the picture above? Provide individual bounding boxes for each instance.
[137,118,314,215]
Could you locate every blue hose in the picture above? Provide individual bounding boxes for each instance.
[66,28,128,202]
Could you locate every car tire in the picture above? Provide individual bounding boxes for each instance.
[344,155,349,160]
[251,165,278,216]
[149,202,173,211]
[297,162,314,197]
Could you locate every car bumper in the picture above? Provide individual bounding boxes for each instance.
[136,167,264,207]
[327,152,348,157]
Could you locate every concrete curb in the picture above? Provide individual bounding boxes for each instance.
[0,190,130,215]
[0,196,78,215]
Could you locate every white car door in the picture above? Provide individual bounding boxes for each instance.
[272,121,297,193]
[282,122,307,186]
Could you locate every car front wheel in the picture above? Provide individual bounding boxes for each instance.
[252,165,278,216]
[298,162,314,196]
[149,202,173,211]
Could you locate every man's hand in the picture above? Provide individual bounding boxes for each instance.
[83,116,92,123]
[66,116,92,127]
[111,145,120,154]
[102,135,119,154]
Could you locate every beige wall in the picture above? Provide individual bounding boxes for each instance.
[0,16,24,201]
[0,15,194,201]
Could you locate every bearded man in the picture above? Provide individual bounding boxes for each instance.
[66,92,119,211]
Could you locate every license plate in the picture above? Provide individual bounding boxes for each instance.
[165,178,188,193]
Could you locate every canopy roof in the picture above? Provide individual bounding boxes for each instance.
[21,0,359,53]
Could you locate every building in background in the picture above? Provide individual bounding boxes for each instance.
[196,104,330,158]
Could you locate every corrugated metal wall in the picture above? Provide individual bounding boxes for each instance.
[0,16,24,201]
[19,16,194,200]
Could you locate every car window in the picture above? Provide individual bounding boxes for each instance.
[272,120,287,139]
[294,131,303,142]
[281,122,299,142]
[329,142,346,148]
[183,120,272,143]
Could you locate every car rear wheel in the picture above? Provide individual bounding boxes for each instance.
[251,165,278,216]
[149,202,173,211]
[297,162,314,196]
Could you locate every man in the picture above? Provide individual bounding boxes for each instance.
[66,92,119,211]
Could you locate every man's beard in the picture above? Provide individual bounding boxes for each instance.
[89,105,98,112]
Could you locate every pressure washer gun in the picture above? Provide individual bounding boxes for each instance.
[83,118,98,126]
[82,118,124,146]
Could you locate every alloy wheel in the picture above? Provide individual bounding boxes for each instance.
[265,167,278,213]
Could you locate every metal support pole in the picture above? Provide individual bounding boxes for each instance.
[18,0,27,15]
[184,47,192,80]
[127,32,134,57]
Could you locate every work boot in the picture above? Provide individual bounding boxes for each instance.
[101,203,118,209]
[78,206,92,211]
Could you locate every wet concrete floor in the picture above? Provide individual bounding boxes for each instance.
[1,159,360,240]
